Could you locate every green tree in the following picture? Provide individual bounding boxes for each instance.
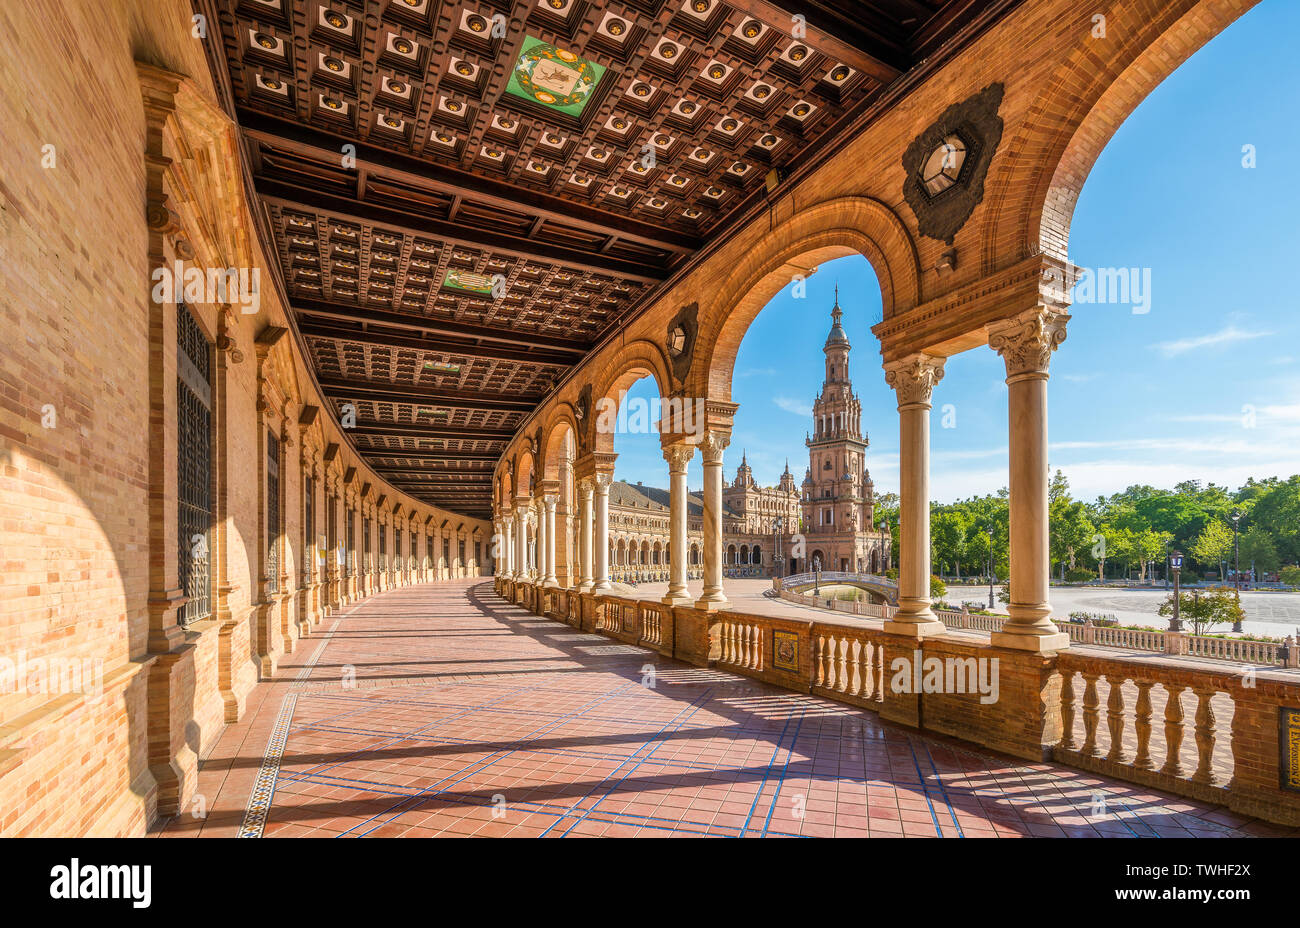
[1238,524,1278,574]
[1158,586,1245,636]
[1190,519,1235,579]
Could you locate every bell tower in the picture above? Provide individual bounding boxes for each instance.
[802,287,880,571]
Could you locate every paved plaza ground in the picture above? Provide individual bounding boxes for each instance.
[153,580,1296,839]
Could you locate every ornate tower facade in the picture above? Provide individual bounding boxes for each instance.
[799,289,890,574]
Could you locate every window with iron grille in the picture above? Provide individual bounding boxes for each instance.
[426,534,433,569]
[476,540,483,569]
[345,508,354,577]
[364,516,372,571]
[326,493,336,576]
[459,539,466,567]
[443,537,450,567]
[304,475,314,584]
[395,528,403,566]
[410,531,417,569]
[380,524,387,570]
[176,303,213,626]
[266,430,280,593]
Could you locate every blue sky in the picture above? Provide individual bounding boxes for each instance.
[612,0,1300,500]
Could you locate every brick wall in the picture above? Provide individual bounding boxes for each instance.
[0,0,489,836]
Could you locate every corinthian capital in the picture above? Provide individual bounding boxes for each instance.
[987,307,1069,379]
[699,430,730,465]
[662,441,695,473]
[884,354,946,408]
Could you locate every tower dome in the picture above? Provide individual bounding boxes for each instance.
[824,284,850,350]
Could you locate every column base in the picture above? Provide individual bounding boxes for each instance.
[543,579,559,589]
[661,591,692,606]
[990,627,1070,653]
[593,582,613,594]
[694,592,730,612]
[882,618,947,639]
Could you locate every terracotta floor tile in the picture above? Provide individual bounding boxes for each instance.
[152,580,1295,840]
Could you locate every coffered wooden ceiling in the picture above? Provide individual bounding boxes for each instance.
[197,0,1021,518]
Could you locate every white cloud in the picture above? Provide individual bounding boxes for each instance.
[1154,325,1272,358]
[773,396,811,417]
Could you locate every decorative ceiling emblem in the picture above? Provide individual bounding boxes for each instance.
[506,36,606,117]
[901,82,1004,245]
[443,269,495,293]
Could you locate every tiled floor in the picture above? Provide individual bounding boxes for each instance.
[154,580,1298,838]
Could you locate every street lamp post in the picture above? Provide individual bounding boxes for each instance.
[1231,509,1243,632]
[774,517,785,581]
[813,555,821,595]
[1168,550,1183,632]
[986,526,995,610]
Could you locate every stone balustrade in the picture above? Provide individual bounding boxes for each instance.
[495,575,1300,827]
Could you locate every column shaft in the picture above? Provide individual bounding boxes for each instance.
[695,431,729,610]
[989,308,1071,652]
[578,480,594,592]
[663,443,694,605]
[593,476,611,592]
[883,355,946,638]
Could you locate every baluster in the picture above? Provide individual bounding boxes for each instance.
[1160,684,1188,778]
[861,639,874,701]
[825,636,840,691]
[814,635,825,687]
[848,639,861,696]
[1060,672,1077,752]
[842,631,852,691]
[1192,688,1217,785]
[753,626,763,670]
[1105,677,1127,763]
[1081,673,1101,757]
[724,621,735,664]
[874,643,885,702]
[1133,681,1155,770]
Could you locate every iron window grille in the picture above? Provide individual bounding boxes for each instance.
[266,429,280,594]
[176,303,213,626]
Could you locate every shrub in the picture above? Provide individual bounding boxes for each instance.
[1280,566,1300,587]
[930,575,947,599]
[1065,568,1095,583]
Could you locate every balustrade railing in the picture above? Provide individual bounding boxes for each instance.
[496,576,1300,825]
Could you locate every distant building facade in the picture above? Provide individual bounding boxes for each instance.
[602,294,890,581]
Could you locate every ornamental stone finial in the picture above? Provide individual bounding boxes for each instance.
[884,353,946,408]
[987,306,1070,380]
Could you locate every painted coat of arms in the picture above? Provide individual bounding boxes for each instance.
[772,630,799,674]
[505,36,605,117]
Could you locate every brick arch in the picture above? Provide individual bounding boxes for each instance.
[980,0,1255,273]
[588,338,673,456]
[538,406,579,483]
[515,449,535,499]
[691,196,920,401]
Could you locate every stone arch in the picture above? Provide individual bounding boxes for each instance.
[980,0,1253,273]
[692,196,920,401]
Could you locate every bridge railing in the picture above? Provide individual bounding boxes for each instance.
[780,571,898,592]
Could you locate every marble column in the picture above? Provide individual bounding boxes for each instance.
[988,307,1072,652]
[883,354,947,639]
[543,495,558,587]
[695,430,729,610]
[514,503,528,583]
[662,442,695,606]
[578,478,594,592]
[503,517,514,579]
[592,473,612,592]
